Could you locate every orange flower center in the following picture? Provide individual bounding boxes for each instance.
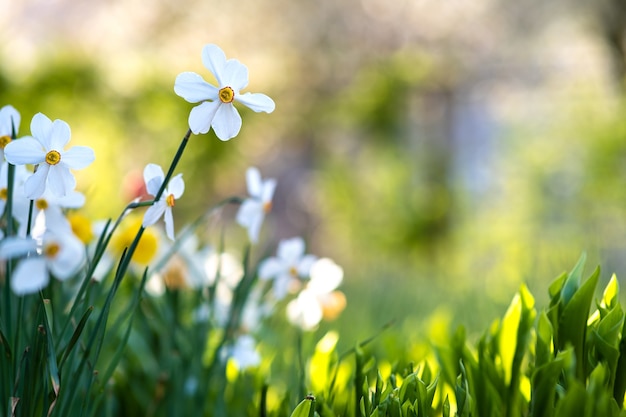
[35,199,49,210]
[263,201,272,213]
[218,86,235,103]
[44,242,61,258]
[0,135,11,149]
[45,150,61,165]
[166,193,175,207]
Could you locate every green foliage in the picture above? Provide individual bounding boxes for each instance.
[286,255,626,417]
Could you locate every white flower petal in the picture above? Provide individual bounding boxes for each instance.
[168,173,185,199]
[0,236,37,259]
[61,146,95,169]
[143,163,164,196]
[47,165,76,197]
[309,258,343,293]
[257,257,283,280]
[174,72,218,103]
[287,290,322,330]
[236,199,263,243]
[246,213,263,244]
[245,167,262,197]
[297,254,317,278]
[49,119,71,150]
[41,206,73,234]
[211,103,242,141]
[30,113,52,149]
[222,60,249,91]
[230,335,260,370]
[261,179,277,203]
[189,101,221,135]
[11,258,49,295]
[24,164,50,199]
[143,202,166,227]
[201,44,227,85]
[49,190,85,208]
[0,105,20,136]
[236,93,275,113]
[273,274,292,300]
[47,233,84,279]
[164,207,175,240]
[278,237,305,262]
[4,137,45,165]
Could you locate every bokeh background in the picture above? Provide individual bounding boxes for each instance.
[3,0,626,350]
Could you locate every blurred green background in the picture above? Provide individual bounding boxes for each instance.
[3,0,626,353]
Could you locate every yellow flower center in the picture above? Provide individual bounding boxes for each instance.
[289,266,298,278]
[218,86,235,103]
[44,242,61,258]
[68,213,94,244]
[263,201,272,213]
[35,199,49,210]
[166,193,175,207]
[0,135,11,149]
[45,150,61,165]
[0,188,7,200]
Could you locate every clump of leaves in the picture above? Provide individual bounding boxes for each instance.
[289,254,626,417]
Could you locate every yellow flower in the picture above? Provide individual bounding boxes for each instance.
[110,217,158,265]
[67,212,94,244]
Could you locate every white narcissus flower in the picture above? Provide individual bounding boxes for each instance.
[15,189,85,237]
[3,113,95,199]
[258,237,317,300]
[174,44,275,140]
[0,105,20,161]
[0,229,85,295]
[286,258,345,331]
[236,167,276,244]
[142,163,185,240]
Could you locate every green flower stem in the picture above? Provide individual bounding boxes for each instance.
[116,128,191,279]
[56,129,191,348]
[2,121,18,355]
[1,120,19,395]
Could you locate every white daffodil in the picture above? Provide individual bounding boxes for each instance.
[4,113,95,199]
[142,163,185,240]
[0,228,85,295]
[15,189,85,237]
[286,258,345,330]
[236,167,276,244]
[174,44,275,140]
[258,237,317,300]
[0,105,20,161]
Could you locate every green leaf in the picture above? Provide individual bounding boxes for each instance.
[560,253,587,306]
[42,299,61,416]
[558,266,600,380]
[442,395,450,417]
[553,381,586,417]
[58,306,93,370]
[549,271,568,302]
[602,274,620,310]
[530,349,572,417]
[290,396,316,417]
[535,312,554,368]
[612,317,626,406]
[0,326,12,360]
